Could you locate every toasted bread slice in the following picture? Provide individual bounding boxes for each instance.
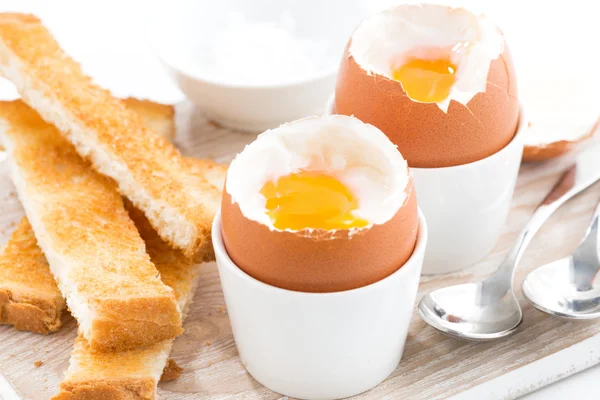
[188,158,227,192]
[0,97,174,151]
[0,14,221,258]
[0,98,179,334]
[0,218,66,334]
[122,98,175,142]
[0,100,182,351]
[53,206,203,400]
[186,158,228,262]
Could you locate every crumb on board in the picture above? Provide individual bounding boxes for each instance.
[218,306,226,313]
[34,360,43,367]
[204,340,212,346]
[160,359,183,381]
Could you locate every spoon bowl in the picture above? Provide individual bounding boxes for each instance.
[523,185,600,320]
[523,257,600,319]
[419,283,523,341]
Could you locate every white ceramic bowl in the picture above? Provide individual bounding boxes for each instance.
[413,111,525,274]
[213,210,427,400]
[146,0,367,132]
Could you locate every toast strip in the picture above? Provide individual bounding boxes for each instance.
[0,99,177,334]
[0,218,66,334]
[0,100,182,351]
[53,206,204,400]
[0,97,175,151]
[0,13,220,258]
[122,98,176,143]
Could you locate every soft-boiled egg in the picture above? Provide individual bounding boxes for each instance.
[221,115,418,293]
[334,4,520,168]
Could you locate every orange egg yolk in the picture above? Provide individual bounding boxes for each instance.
[392,56,457,103]
[260,171,369,230]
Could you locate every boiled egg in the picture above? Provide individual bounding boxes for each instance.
[334,4,520,168]
[523,117,599,162]
[220,115,418,293]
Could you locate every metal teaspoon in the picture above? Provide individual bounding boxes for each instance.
[523,194,600,319]
[419,146,600,341]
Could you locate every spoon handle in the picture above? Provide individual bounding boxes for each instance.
[485,146,600,297]
[570,196,600,290]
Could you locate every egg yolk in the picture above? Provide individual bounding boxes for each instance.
[392,56,457,103]
[260,171,369,230]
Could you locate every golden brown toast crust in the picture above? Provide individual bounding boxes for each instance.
[0,218,65,333]
[0,98,179,335]
[0,288,63,334]
[53,209,205,400]
[0,100,182,351]
[53,378,155,400]
[0,13,220,258]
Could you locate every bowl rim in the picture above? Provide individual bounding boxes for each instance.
[212,208,427,298]
[155,52,339,90]
[143,1,346,90]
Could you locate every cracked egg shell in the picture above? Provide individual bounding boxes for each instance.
[333,4,520,168]
[522,117,599,162]
[220,115,419,293]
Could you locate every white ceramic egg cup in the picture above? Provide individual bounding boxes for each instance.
[412,110,525,274]
[213,210,427,400]
[326,96,525,275]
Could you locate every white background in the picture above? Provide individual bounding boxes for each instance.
[0,0,599,398]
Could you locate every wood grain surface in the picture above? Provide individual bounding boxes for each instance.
[1,103,599,399]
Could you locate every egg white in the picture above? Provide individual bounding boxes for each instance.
[225,115,411,232]
[349,4,504,112]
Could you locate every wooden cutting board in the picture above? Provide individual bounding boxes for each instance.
[1,103,599,400]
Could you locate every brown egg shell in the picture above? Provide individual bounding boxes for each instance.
[523,141,579,162]
[334,39,520,168]
[522,119,599,162]
[220,178,419,293]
